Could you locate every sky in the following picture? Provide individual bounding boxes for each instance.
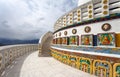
[0,0,78,40]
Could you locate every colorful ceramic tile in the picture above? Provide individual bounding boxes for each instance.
[81,35,93,46]
[69,36,79,45]
[57,38,62,44]
[62,37,67,45]
[97,33,115,46]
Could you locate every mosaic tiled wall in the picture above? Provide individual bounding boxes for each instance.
[113,63,120,77]
[81,35,93,46]
[53,33,120,47]
[69,36,79,45]
[51,48,120,77]
[97,33,115,46]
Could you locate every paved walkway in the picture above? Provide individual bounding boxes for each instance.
[3,51,96,77]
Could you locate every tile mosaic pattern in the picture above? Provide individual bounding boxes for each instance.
[52,45,120,55]
[51,48,120,77]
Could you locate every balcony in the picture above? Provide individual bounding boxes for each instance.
[0,44,97,77]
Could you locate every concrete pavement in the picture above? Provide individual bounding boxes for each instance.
[3,51,97,77]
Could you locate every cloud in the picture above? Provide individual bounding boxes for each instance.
[0,0,78,40]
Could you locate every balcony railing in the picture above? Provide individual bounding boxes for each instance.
[0,44,38,76]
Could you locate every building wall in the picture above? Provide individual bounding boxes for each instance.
[54,19,120,38]
[54,0,120,31]
[51,0,120,77]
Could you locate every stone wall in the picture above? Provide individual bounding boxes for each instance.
[0,44,38,76]
[38,31,53,56]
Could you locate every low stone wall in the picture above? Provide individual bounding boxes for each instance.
[0,44,38,76]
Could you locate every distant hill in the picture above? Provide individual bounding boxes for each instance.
[0,38,39,46]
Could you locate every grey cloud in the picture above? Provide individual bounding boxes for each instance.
[0,0,78,40]
[26,0,39,12]
[0,21,16,39]
[46,1,51,6]
[1,21,10,28]
[37,17,45,22]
